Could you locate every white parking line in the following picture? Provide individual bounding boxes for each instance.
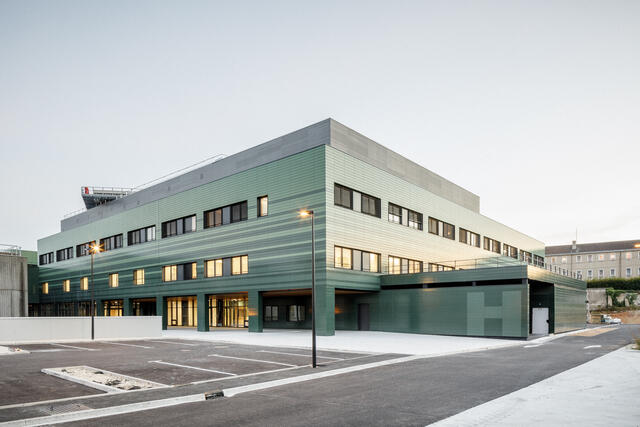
[103,341,153,349]
[149,340,199,347]
[190,365,302,385]
[584,345,602,349]
[51,343,96,351]
[257,350,342,360]
[524,344,543,348]
[149,360,235,376]
[208,354,297,367]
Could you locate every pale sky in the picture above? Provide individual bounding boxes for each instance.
[1,0,639,250]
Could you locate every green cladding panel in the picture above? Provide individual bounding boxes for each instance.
[554,285,587,333]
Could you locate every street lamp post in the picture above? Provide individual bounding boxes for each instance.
[299,209,317,368]
[89,243,102,340]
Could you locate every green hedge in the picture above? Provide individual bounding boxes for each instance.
[587,278,640,290]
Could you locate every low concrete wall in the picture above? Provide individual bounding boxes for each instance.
[587,288,608,310]
[0,316,162,344]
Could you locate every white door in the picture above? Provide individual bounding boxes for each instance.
[532,307,549,335]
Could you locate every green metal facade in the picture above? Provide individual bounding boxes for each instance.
[36,123,587,337]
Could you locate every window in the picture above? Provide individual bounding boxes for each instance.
[483,237,501,254]
[520,251,533,264]
[287,305,305,322]
[39,252,54,265]
[56,247,73,262]
[264,306,278,322]
[428,263,454,272]
[361,193,381,217]
[204,202,247,228]
[576,255,582,262]
[133,269,145,285]
[609,253,616,260]
[109,273,119,288]
[163,262,197,282]
[587,270,593,279]
[388,203,402,224]
[626,268,631,278]
[503,244,518,259]
[626,252,632,260]
[610,268,616,277]
[128,225,156,246]
[533,255,544,267]
[41,282,48,294]
[407,210,423,230]
[258,196,268,217]
[62,279,70,293]
[334,184,352,209]
[231,255,249,275]
[205,259,223,278]
[576,270,582,280]
[162,215,196,238]
[334,246,380,272]
[561,256,567,264]
[428,217,455,240]
[597,254,605,261]
[80,277,88,291]
[76,241,96,258]
[388,256,422,274]
[100,234,123,252]
[588,254,593,262]
[598,269,604,279]
[459,228,480,247]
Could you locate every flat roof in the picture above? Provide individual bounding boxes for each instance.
[546,239,640,255]
[61,119,480,232]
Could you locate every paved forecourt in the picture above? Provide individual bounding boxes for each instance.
[0,338,399,424]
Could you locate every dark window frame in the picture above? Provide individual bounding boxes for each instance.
[204,201,248,229]
[162,215,196,238]
[127,225,156,246]
[360,192,381,218]
[99,234,123,252]
[76,241,96,258]
[257,195,268,217]
[334,183,353,209]
[39,252,54,265]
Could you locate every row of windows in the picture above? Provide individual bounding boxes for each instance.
[389,256,423,274]
[575,267,640,279]
[42,197,269,265]
[41,255,249,294]
[334,246,380,272]
[334,183,537,264]
[552,251,640,264]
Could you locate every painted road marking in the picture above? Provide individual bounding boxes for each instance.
[149,340,199,347]
[5,355,423,426]
[584,345,602,349]
[257,350,343,360]
[103,341,153,349]
[190,366,302,385]
[29,349,70,353]
[322,354,379,364]
[208,354,297,367]
[524,344,543,348]
[51,343,97,351]
[149,360,235,376]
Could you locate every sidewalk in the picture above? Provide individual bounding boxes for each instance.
[162,328,524,356]
[429,345,640,426]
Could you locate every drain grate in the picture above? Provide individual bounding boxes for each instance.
[37,402,92,415]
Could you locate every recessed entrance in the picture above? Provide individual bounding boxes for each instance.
[208,293,248,328]
[132,298,156,316]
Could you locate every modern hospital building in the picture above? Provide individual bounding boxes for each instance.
[34,119,586,338]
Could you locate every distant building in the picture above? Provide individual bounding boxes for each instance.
[546,240,640,281]
[0,246,38,316]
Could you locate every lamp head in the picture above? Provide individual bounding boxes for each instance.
[89,243,103,254]
[298,209,313,218]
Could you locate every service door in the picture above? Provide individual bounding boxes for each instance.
[358,304,370,331]
[532,307,549,335]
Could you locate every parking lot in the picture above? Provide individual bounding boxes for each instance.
[0,338,403,424]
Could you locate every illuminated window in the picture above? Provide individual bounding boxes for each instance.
[42,282,49,294]
[428,263,454,272]
[258,196,268,217]
[162,263,196,282]
[80,277,88,291]
[133,269,145,285]
[561,256,567,264]
[62,280,70,293]
[231,255,248,275]
[609,253,616,261]
[626,252,632,260]
[109,273,119,288]
[205,259,223,278]
[388,256,422,274]
[334,246,352,269]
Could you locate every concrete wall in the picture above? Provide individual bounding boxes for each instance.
[587,288,608,310]
[0,254,28,317]
[0,316,162,344]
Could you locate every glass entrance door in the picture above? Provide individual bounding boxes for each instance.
[209,295,248,328]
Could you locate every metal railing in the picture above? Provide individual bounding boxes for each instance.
[0,244,22,256]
